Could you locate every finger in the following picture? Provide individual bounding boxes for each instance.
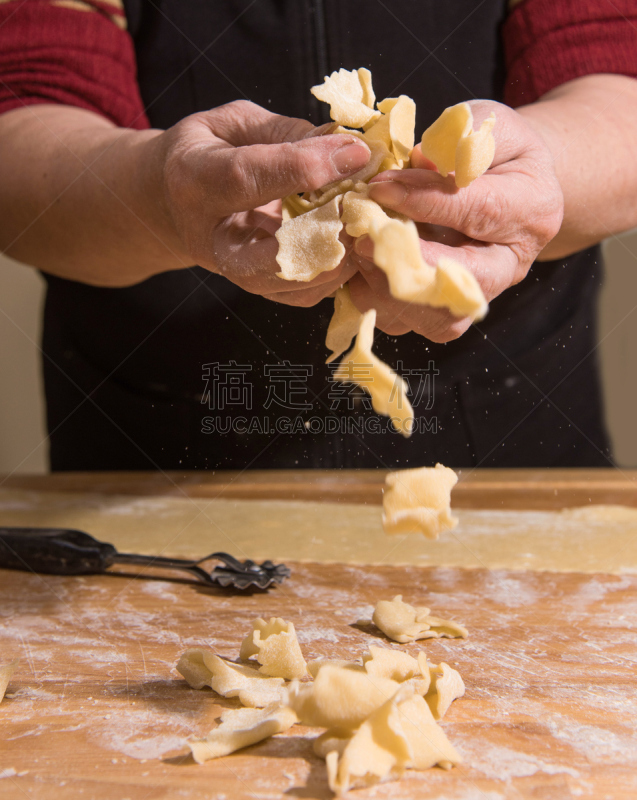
[356,230,522,302]
[348,267,412,336]
[417,238,523,300]
[352,237,523,342]
[369,161,561,252]
[212,215,358,299]
[208,134,370,216]
[351,262,472,342]
[198,100,318,146]
[264,260,359,307]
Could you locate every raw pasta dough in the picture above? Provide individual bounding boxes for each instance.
[0,659,18,703]
[176,649,285,708]
[334,309,414,436]
[383,463,458,538]
[372,595,468,643]
[325,686,461,795]
[239,617,307,680]
[274,67,492,433]
[173,611,467,794]
[188,703,297,764]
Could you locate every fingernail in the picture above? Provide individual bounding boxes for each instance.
[331,141,370,175]
[369,182,407,207]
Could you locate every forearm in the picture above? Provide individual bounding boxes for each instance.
[518,74,637,261]
[0,105,190,286]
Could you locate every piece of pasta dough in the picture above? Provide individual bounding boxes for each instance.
[188,703,297,764]
[240,617,307,680]
[275,197,345,282]
[425,662,466,720]
[0,659,18,703]
[176,649,285,707]
[455,113,496,188]
[333,309,414,437]
[174,611,467,793]
[369,219,488,320]
[340,188,393,239]
[382,463,459,538]
[421,102,495,188]
[311,68,381,129]
[377,95,416,162]
[361,646,421,682]
[372,595,468,644]
[307,658,364,678]
[287,664,401,730]
[323,685,462,795]
[325,285,363,364]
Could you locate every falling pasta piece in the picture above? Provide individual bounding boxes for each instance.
[372,595,468,644]
[425,662,466,720]
[188,703,297,764]
[340,189,393,239]
[333,309,414,437]
[287,664,401,730]
[420,102,472,177]
[240,617,307,680]
[0,659,18,703]
[276,197,345,282]
[176,649,285,707]
[311,68,381,129]
[455,112,496,188]
[325,285,364,364]
[382,463,459,538]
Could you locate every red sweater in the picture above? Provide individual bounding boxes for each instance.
[0,0,636,127]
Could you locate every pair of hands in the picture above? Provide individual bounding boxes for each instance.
[157,99,563,342]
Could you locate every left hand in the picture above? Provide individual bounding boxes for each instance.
[348,100,564,341]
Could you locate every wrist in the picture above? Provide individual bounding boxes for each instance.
[128,129,196,274]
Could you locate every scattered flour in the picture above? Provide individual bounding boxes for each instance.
[460,742,580,780]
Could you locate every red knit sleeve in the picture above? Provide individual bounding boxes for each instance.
[503,0,637,108]
[0,1,150,129]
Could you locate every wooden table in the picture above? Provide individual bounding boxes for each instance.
[1,470,636,800]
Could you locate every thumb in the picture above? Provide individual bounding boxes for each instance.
[209,134,370,216]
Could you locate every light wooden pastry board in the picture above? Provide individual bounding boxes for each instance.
[0,487,635,573]
[0,484,636,799]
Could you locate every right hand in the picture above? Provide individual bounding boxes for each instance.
[152,100,370,306]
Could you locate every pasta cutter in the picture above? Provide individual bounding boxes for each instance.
[0,527,290,590]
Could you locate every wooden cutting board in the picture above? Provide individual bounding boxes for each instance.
[1,470,636,800]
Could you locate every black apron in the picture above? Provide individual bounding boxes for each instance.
[42,0,612,470]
